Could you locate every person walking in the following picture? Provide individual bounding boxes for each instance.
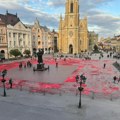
[103,63,106,69]
[56,62,58,68]
[113,76,117,83]
[9,78,13,89]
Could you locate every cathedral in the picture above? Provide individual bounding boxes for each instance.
[58,0,88,54]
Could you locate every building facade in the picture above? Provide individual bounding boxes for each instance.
[51,30,58,53]
[100,35,120,52]
[88,31,98,50]
[0,12,58,59]
[58,0,88,54]
[7,21,32,58]
[0,11,32,58]
[32,19,58,54]
[0,19,7,59]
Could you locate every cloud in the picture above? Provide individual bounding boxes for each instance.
[47,0,65,7]
[0,0,119,38]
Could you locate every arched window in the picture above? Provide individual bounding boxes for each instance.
[70,3,73,13]
[38,41,41,45]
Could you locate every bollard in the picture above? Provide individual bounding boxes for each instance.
[20,85,22,91]
[91,91,95,99]
[43,89,46,95]
[110,94,113,101]
[59,90,62,96]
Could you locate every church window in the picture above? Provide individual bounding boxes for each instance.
[70,3,73,13]
[80,40,81,45]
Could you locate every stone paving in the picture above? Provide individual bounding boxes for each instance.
[0,53,120,120]
[0,52,120,99]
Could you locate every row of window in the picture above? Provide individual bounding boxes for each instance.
[9,41,30,47]
[9,33,28,38]
[33,35,52,40]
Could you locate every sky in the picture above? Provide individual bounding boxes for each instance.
[0,0,120,39]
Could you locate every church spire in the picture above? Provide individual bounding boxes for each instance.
[34,18,40,27]
[65,0,79,14]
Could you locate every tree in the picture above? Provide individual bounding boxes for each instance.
[9,49,21,58]
[94,44,99,51]
[23,50,31,56]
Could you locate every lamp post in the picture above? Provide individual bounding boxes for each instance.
[75,74,87,108]
[1,69,7,97]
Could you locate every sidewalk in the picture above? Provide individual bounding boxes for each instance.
[0,88,120,120]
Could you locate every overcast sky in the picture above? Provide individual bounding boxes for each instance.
[0,0,120,39]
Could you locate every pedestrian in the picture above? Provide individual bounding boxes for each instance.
[113,76,117,83]
[56,62,58,68]
[24,63,26,68]
[103,63,106,68]
[9,78,12,89]
[19,62,22,69]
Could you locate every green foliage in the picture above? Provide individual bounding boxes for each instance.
[94,44,99,51]
[23,50,31,56]
[0,53,4,58]
[9,49,21,58]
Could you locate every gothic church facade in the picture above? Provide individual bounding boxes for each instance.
[58,0,88,54]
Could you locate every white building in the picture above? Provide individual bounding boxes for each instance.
[7,21,32,57]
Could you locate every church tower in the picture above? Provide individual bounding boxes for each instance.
[58,0,88,54]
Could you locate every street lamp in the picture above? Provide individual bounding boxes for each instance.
[75,74,87,108]
[1,69,7,97]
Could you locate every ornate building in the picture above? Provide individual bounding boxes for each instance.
[0,11,32,58]
[32,19,58,54]
[58,0,88,54]
[7,21,32,58]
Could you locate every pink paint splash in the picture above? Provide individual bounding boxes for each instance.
[0,58,119,96]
